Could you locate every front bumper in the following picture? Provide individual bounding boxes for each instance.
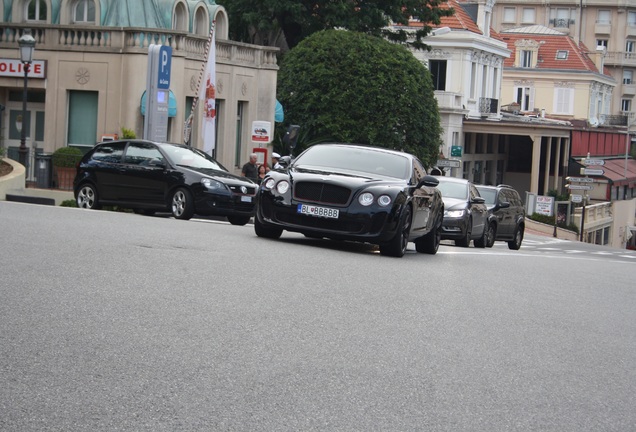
[440,216,469,240]
[194,189,256,217]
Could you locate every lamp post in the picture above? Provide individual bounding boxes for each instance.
[17,30,35,169]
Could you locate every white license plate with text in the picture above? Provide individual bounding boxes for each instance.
[297,204,339,219]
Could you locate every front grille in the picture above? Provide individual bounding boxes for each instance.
[294,182,351,205]
[229,185,257,195]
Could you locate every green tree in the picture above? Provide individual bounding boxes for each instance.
[219,0,454,51]
[277,30,443,167]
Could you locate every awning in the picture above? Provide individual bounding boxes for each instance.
[275,99,284,123]
[594,158,636,186]
[140,90,177,117]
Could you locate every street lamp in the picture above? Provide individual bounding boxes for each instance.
[17,30,35,169]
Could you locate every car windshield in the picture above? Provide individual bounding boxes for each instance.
[160,144,226,171]
[294,145,410,179]
[476,188,497,205]
[436,180,469,200]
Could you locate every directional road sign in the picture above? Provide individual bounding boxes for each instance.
[566,176,594,183]
[570,194,583,203]
[566,184,594,190]
[584,158,605,166]
[436,159,461,168]
[582,168,605,176]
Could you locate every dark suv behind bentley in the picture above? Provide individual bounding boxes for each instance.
[475,184,525,250]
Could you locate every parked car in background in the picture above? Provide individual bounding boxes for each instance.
[254,143,444,257]
[434,176,488,247]
[73,140,257,224]
[475,184,526,250]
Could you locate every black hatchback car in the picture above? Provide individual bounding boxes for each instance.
[254,143,444,257]
[475,184,526,249]
[73,140,257,224]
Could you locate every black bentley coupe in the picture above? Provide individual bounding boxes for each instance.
[254,143,444,257]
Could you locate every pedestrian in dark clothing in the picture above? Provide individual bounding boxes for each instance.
[241,153,259,182]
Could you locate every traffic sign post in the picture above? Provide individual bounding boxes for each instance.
[436,159,461,168]
[566,184,593,191]
[566,176,594,183]
[581,168,605,176]
[584,158,605,166]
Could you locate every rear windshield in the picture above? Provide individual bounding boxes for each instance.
[436,180,469,200]
[476,188,497,205]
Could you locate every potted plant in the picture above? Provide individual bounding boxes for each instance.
[52,146,83,190]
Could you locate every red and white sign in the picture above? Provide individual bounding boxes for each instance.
[251,121,271,144]
[0,59,46,78]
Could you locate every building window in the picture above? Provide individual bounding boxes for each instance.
[503,7,516,23]
[597,10,611,24]
[68,90,98,147]
[627,40,635,53]
[73,0,95,23]
[470,62,477,98]
[172,2,188,31]
[554,87,574,115]
[26,0,47,21]
[624,70,634,85]
[515,86,534,111]
[521,50,533,68]
[235,101,245,168]
[521,8,535,24]
[429,60,447,91]
[629,11,636,26]
[193,7,208,36]
[556,50,568,60]
[553,8,571,27]
[597,39,608,49]
[622,98,632,112]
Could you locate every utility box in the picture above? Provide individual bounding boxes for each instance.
[35,153,52,188]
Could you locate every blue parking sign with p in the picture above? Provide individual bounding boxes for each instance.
[157,46,172,89]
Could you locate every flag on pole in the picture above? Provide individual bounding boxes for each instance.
[201,22,216,155]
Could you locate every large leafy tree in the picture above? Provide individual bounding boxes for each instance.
[277,30,443,167]
[219,0,454,51]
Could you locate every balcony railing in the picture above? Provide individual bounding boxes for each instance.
[604,51,636,67]
[479,97,499,115]
[600,114,628,126]
[0,23,279,67]
[550,18,574,28]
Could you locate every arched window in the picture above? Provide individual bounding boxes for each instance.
[73,0,95,23]
[26,0,47,21]
[193,7,208,36]
[172,2,188,31]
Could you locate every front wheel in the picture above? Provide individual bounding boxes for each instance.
[227,215,252,226]
[508,225,524,250]
[415,214,442,255]
[171,188,195,220]
[254,216,283,239]
[380,205,412,257]
[475,222,495,248]
[76,183,101,209]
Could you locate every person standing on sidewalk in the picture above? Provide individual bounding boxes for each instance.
[241,153,259,183]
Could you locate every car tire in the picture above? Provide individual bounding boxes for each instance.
[508,225,524,250]
[475,222,494,248]
[486,224,496,248]
[254,216,283,239]
[227,215,252,226]
[380,205,412,257]
[415,214,441,255]
[76,183,101,210]
[171,188,195,220]
[455,218,472,247]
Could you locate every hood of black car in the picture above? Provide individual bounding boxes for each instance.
[442,197,468,211]
[179,166,256,186]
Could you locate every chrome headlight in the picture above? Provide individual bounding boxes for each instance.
[263,178,276,190]
[378,195,392,207]
[276,180,290,194]
[358,192,374,206]
[445,209,465,218]
[201,178,224,190]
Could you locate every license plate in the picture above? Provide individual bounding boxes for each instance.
[241,196,252,202]
[297,203,339,219]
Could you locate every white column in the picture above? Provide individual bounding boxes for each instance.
[530,134,542,194]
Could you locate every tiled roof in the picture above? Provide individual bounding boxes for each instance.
[501,26,601,73]
[407,0,482,35]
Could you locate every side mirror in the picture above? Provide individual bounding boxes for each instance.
[278,155,292,168]
[417,175,439,188]
[148,158,166,169]
[499,201,510,208]
[472,196,485,204]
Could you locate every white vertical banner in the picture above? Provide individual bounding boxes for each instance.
[201,22,216,155]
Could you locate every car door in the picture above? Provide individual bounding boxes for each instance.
[119,142,169,205]
[410,159,434,235]
[469,183,487,237]
[497,189,514,237]
[88,142,126,201]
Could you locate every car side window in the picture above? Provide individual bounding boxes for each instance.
[413,159,426,184]
[469,184,480,201]
[124,143,165,166]
[91,142,125,164]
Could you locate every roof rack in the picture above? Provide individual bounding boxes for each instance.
[496,184,515,189]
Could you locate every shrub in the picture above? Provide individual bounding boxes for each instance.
[121,127,136,139]
[52,146,83,168]
[529,213,579,234]
[60,199,78,207]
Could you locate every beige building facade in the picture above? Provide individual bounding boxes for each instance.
[0,1,279,181]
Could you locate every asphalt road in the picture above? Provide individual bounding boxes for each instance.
[1,202,635,431]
